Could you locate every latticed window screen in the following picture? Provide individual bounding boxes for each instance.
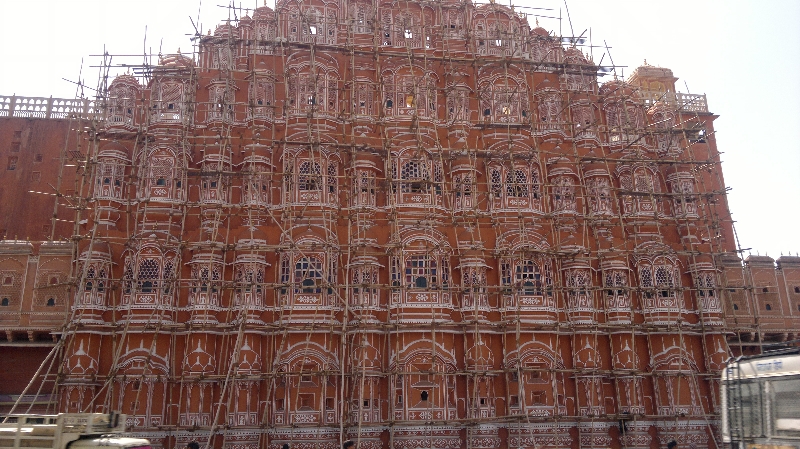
[400,160,429,193]
[696,273,716,297]
[587,178,612,213]
[298,161,322,191]
[123,260,134,294]
[447,89,468,121]
[673,179,698,216]
[280,255,291,284]
[404,254,437,288]
[354,170,376,206]
[641,266,653,289]
[552,176,576,211]
[640,263,679,299]
[137,259,160,293]
[605,271,628,300]
[150,159,173,187]
[250,78,274,118]
[506,169,529,197]
[327,162,337,193]
[516,260,543,295]
[294,257,323,294]
[490,169,502,196]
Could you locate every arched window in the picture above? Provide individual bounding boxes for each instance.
[406,254,435,289]
[353,80,375,117]
[638,256,682,322]
[694,270,721,317]
[669,175,698,217]
[249,76,275,119]
[571,103,596,138]
[241,158,271,208]
[289,69,338,115]
[350,263,379,309]
[137,259,160,294]
[327,161,337,196]
[207,84,235,122]
[189,261,222,308]
[506,169,529,198]
[391,248,450,292]
[145,152,184,202]
[95,158,125,200]
[443,9,463,38]
[453,174,475,210]
[651,108,678,154]
[446,87,469,122]
[200,159,230,205]
[478,76,528,123]
[301,8,337,44]
[603,268,630,320]
[287,156,338,205]
[295,256,324,294]
[234,263,266,307]
[394,12,423,48]
[352,170,376,208]
[460,263,488,312]
[536,92,563,133]
[384,72,437,118]
[586,177,612,215]
[501,256,552,299]
[400,160,429,193]
[605,100,645,143]
[299,161,322,191]
[619,166,660,216]
[106,81,138,127]
[488,164,541,211]
[151,81,184,122]
[566,270,591,308]
[351,3,373,34]
[551,176,576,213]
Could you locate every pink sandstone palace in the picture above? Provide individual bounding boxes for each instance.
[1,1,799,448]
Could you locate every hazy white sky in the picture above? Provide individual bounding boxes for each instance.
[1,0,798,259]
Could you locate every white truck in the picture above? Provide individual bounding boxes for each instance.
[0,413,150,449]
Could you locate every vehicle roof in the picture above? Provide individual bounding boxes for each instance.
[69,437,150,448]
[722,350,800,381]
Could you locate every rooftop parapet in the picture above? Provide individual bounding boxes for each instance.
[0,95,96,119]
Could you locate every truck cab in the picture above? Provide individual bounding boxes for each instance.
[0,413,150,449]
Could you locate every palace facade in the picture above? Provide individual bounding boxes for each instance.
[2,1,800,448]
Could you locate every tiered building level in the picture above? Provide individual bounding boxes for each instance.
[1,1,799,448]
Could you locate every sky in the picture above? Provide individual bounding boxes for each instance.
[1,0,798,259]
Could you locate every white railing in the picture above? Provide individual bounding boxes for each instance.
[0,95,96,119]
[639,91,709,113]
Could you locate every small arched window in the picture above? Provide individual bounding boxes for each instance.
[137,259,160,294]
[294,257,324,294]
[298,161,322,191]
